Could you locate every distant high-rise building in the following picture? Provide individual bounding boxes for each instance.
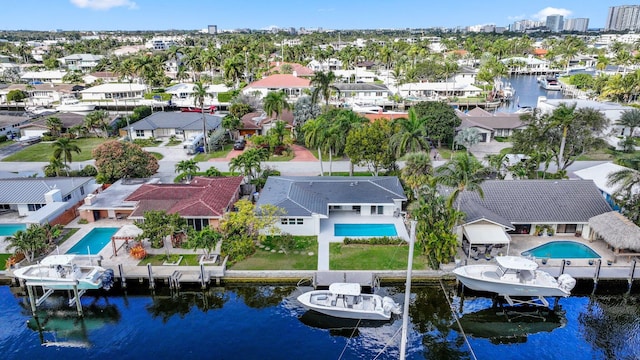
[564,18,590,32]
[546,15,564,32]
[208,25,217,35]
[606,5,640,31]
[511,19,544,32]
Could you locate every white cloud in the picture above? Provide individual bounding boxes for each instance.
[70,0,138,10]
[533,7,572,21]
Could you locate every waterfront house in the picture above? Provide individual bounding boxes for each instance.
[333,83,391,105]
[83,72,120,85]
[127,111,223,140]
[307,58,343,72]
[57,54,104,73]
[164,83,230,108]
[80,83,147,102]
[574,162,632,210]
[78,178,151,222]
[125,176,243,230]
[255,176,409,240]
[333,69,378,83]
[398,82,482,100]
[455,107,525,142]
[500,56,550,74]
[447,180,612,253]
[20,70,67,84]
[242,74,311,100]
[0,177,100,223]
[0,83,81,106]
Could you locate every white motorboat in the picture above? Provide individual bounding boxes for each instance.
[297,283,401,320]
[12,254,114,291]
[55,97,95,112]
[452,256,576,307]
[539,77,562,91]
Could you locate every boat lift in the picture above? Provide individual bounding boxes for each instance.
[24,280,86,317]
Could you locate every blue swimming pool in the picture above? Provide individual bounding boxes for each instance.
[0,224,26,236]
[521,241,601,259]
[66,227,119,255]
[334,223,398,237]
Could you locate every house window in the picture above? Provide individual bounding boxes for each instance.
[0,204,10,210]
[80,186,85,195]
[187,218,209,231]
[136,130,144,137]
[370,205,384,215]
[557,224,579,233]
[28,204,44,211]
[281,218,304,225]
[62,194,72,202]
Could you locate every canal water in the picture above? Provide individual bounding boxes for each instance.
[1,283,639,359]
[497,75,568,113]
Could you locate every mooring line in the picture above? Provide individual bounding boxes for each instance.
[439,279,478,360]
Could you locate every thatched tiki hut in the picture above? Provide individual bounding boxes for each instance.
[589,211,640,262]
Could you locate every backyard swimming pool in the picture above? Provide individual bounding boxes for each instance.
[521,241,601,259]
[66,227,119,255]
[0,224,26,236]
[334,223,397,237]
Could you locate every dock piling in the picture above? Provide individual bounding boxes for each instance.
[147,263,155,290]
[593,259,602,293]
[118,264,126,289]
[628,259,637,293]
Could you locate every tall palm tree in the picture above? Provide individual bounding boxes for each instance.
[435,152,490,212]
[310,71,340,109]
[268,120,288,147]
[607,167,640,201]
[390,108,428,156]
[175,159,200,182]
[229,148,265,183]
[84,110,110,138]
[52,138,81,168]
[193,81,212,153]
[43,156,69,177]
[263,91,290,120]
[302,117,327,175]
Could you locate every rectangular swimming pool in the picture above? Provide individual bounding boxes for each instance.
[66,227,119,255]
[334,223,398,237]
[0,224,26,236]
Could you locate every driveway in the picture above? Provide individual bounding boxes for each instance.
[290,144,317,162]
[0,142,30,160]
[469,141,513,161]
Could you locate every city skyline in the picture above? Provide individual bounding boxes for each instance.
[0,0,629,32]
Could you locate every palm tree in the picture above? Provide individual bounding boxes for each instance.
[263,91,290,120]
[222,114,241,140]
[268,120,288,147]
[453,128,481,154]
[401,152,433,199]
[229,148,265,183]
[302,117,327,175]
[435,152,490,212]
[607,167,640,201]
[43,156,69,177]
[175,159,200,182]
[390,108,428,156]
[193,81,213,153]
[617,108,640,138]
[310,71,340,109]
[84,110,110,138]
[45,117,63,137]
[52,138,81,168]
[6,225,47,262]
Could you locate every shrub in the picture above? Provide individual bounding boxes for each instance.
[0,135,7,142]
[343,237,404,245]
[5,252,25,269]
[78,218,88,224]
[80,165,98,176]
[129,244,147,259]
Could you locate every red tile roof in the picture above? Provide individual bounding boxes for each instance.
[126,176,243,218]
[246,74,311,89]
[363,112,408,122]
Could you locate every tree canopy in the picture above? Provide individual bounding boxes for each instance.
[410,101,461,147]
[93,140,159,184]
[345,119,396,176]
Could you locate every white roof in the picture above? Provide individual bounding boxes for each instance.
[80,83,147,93]
[400,82,482,92]
[21,70,67,79]
[329,283,361,296]
[573,162,629,195]
[496,256,538,271]
[462,224,511,245]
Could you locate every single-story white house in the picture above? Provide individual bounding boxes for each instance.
[128,112,223,140]
[255,176,409,241]
[165,83,230,107]
[333,83,391,105]
[80,83,147,101]
[398,82,482,99]
[20,70,67,84]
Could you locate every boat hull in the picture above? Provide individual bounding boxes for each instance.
[452,265,570,298]
[12,264,107,290]
[297,290,392,321]
[56,104,96,112]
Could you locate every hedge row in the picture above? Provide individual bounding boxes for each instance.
[342,237,404,245]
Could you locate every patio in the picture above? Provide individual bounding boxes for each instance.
[318,212,410,243]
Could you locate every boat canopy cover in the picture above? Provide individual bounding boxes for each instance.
[328,283,361,296]
[463,224,511,245]
[496,256,538,271]
[40,255,77,266]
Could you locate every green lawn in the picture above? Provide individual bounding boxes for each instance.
[437,148,466,160]
[576,148,616,161]
[231,236,318,270]
[329,243,428,270]
[0,253,11,270]
[268,153,294,161]
[167,139,183,146]
[2,137,109,162]
[149,152,164,160]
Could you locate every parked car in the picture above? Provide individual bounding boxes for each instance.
[233,139,246,150]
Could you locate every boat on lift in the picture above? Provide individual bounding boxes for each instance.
[12,254,114,291]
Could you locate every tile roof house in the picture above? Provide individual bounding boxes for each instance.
[239,110,294,137]
[124,176,243,230]
[455,108,526,142]
[243,74,311,100]
[128,111,222,140]
[0,177,99,222]
[255,176,409,240]
[445,180,612,250]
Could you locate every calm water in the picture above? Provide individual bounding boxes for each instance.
[1,283,639,359]
[334,223,398,237]
[522,241,601,259]
[66,228,118,255]
[497,75,568,113]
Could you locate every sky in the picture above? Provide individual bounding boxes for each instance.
[0,0,628,31]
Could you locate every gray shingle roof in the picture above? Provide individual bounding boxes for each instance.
[0,177,94,204]
[129,112,222,132]
[445,180,612,224]
[256,176,406,216]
